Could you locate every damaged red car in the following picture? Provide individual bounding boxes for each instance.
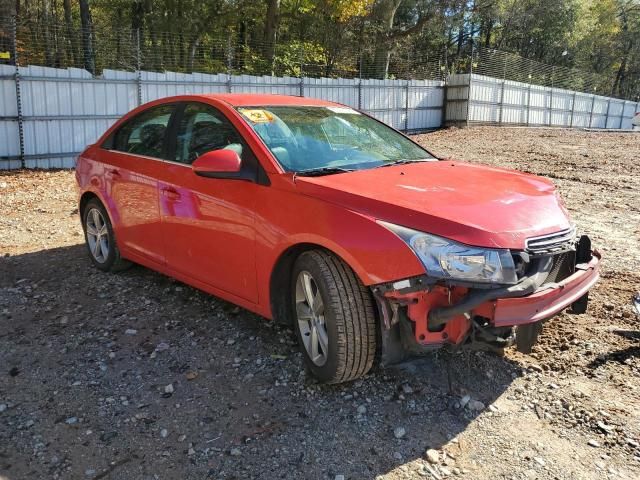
[75,94,601,384]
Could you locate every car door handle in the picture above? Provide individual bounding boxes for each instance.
[107,168,121,179]
[161,187,181,201]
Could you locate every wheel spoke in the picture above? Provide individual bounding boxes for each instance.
[92,209,101,229]
[317,325,329,355]
[98,224,108,236]
[99,237,109,259]
[87,225,98,237]
[301,272,315,310]
[296,302,313,322]
[93,236,101,258]
[310,326,319,361]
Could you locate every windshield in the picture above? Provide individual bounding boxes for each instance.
[237,106,435,173]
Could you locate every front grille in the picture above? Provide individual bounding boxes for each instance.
[525,227,576,255]
[544,251,576,284]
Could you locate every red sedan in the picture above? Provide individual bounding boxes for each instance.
[75,94,600,383]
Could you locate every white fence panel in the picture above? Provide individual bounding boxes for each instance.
[2,66,635,170]
[303,78,359,108]
[622,101,637,129]
[449,73,639,130]
[407,80,444,130]
[0,65,20,169]
[1,66,445,169]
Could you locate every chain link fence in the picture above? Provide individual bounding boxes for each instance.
[2,16,446,81]
[470,46,638,101]
[2,16,637,100]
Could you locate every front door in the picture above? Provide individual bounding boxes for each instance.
[157,102,261,303]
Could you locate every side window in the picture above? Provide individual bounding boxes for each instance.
[112,104,175,159]
[175,103,244,164]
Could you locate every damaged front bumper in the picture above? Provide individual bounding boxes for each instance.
[372,238,601,362]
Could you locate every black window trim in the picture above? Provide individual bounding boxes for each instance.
[101,103,180,161]
[173,101,270,185]
[100,100,270,186]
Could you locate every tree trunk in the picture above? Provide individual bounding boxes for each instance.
[79,0,95,74]
[187,33,201,72]
[263,0,280,67]
[62,0,76,66]
[371,0,402,79]
[484,20,492,48]
[613,54,628,97]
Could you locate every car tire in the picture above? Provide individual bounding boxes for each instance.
[82,198,131,272]
[291,250,377,384]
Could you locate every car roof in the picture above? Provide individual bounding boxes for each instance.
[191,93,340,107]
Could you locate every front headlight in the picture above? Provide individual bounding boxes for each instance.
[380,221,518,285]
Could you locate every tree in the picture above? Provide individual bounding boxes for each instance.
[79,0,95,73]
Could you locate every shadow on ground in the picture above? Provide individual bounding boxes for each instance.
[1,245,522,479]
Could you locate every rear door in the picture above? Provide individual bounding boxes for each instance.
[156,102,263,303]
[100,103,177,265]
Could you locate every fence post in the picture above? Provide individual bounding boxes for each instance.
[11,16,25,169]
[569,92,576,128]
[604,98,611,129]
[357,53,363,111]
[588,95,595,128]
[404,79,410,132]
[465,74,473,126]
[136,28,142,105]
[548,87,553,127]
[298,45,304,97]
[498,79,505,125]
[226,37,233,93]
[619,101,626,129]
[526,83,531,126]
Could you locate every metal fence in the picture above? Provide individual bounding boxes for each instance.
[471,46,638,102]
[3,16,638,100]
[1,16,638,171]
[446,74,639,129]
[2,16,446,81]
[0,64,444,169]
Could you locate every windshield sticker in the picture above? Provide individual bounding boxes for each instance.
[238,109,275,123]
[326,106,360,115]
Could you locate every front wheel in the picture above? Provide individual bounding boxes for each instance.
[291,250,377,384]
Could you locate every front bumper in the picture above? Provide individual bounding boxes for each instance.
[490,253,600,327]
[375,247,601,353]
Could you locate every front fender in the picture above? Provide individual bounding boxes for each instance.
[254,184,425,317]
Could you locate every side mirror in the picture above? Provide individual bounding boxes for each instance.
[192,149,242,178]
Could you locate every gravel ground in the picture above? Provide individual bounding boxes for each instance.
[1,127,639,480]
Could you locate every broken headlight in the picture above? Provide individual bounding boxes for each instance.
[379,221,518,285]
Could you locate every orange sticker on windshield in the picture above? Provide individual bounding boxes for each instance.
[239,109,274,123]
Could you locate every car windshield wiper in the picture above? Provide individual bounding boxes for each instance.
[295,166,355,177]
[375,159,432,168]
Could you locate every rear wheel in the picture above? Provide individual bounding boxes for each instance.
[82,198,131,272]
[291,250,376,384]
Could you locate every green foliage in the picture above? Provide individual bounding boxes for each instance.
[10,0,640,99]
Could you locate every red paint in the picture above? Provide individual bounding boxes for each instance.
[76,93,599,343]
[192,149,242,174]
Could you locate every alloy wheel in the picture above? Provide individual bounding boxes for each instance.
[295,270,329,366]
[85,208,110,263]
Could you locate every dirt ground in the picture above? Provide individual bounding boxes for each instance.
[1,127,639,480]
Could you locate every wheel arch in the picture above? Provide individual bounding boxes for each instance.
[268,241,376,326]
[79,191,100,218]
[79,190,118,228]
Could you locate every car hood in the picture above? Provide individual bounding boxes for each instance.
[295,161,572,249]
